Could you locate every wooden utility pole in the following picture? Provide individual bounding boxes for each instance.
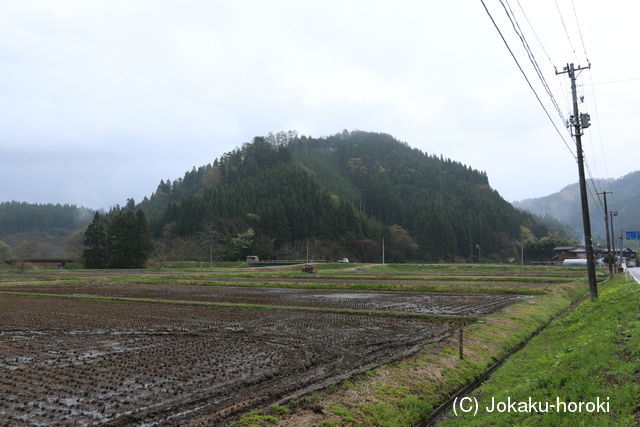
[597,191,613,279]
[619,231,624,266]
[610,211,618,268]
[557,63,598,300]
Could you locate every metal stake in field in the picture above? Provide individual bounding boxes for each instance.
[459,328,464,360]
[556,62,598,300]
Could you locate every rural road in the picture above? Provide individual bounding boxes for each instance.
[628,267,640,284]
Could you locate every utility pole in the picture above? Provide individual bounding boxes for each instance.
[610,211,618,268]
[597,191,613,279]
[557,63,598,300]
[619,230,624,266]
[382,237,385,266]
[521,236,524,266]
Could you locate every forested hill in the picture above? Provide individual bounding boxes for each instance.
[515,170,640,244]
[0,202,93,236]
[139,131,554,262]
[0,202,94,260]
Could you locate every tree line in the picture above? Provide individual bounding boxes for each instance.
[83,202,153,268]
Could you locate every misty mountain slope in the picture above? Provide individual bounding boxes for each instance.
[0,202,93,258]
[515,171,640,243]
[139,131,554,262]
[0,202,93,237]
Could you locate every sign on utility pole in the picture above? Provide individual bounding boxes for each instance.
[557,63,598,300]
[626,231,639,240]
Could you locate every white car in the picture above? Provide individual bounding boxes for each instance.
[337,258,350,263]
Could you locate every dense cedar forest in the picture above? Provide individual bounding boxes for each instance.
[137,131,567,263]
[0,202,93,236]
[83,204,153,268]
[0,202,93,260]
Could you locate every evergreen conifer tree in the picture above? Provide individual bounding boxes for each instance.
[83,212,109,268]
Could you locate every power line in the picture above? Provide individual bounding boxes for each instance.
[514,0,572,117]
[554,0,580,63]
[500,0,567,127]
[585,71,617,210]
[583,77,640,86]
[556,62,598,299]
[479,0,577,159]
[484,0,602,210]
[578,72,603,189]
[584,158,605,212]
[567,0,616,215]
[514,0,555,67]
[571,0,589,63]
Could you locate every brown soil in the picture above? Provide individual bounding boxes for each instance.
[1,283,529,316]
[0,295,454,425]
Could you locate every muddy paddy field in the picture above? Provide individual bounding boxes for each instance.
[0,264,587,424]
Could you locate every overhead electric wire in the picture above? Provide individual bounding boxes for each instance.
[479,0,577,159]
[571,0,590,63]
[568,0,617,214]
[586,70,618,211]
[586,77,640,86]
[554,0,580,64]
[584,158,605,212]
[500,0,567,128]
[484,0,608,216]
[578,72,603,192]
[514,0,555,68]
[515,0,571,116]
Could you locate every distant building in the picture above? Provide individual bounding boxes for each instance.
[552,245,606,265]
[246,255,259,263]
[620,248,637,267]
[552,245,586,262]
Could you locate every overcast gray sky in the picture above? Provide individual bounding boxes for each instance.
[1,0,638,209]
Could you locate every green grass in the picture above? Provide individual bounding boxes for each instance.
[234,410,279,426]
[268,405,289,415]
[440,276,639,426]
[289,276,588,426]
[126,278,548,295]
[331,406,356,423]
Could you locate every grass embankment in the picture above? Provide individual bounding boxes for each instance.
[440,275,640,426]
[239,275,589,426]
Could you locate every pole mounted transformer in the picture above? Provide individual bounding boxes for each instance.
[557,62,598,300]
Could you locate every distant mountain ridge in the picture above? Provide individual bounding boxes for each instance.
[515,171,640,245]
